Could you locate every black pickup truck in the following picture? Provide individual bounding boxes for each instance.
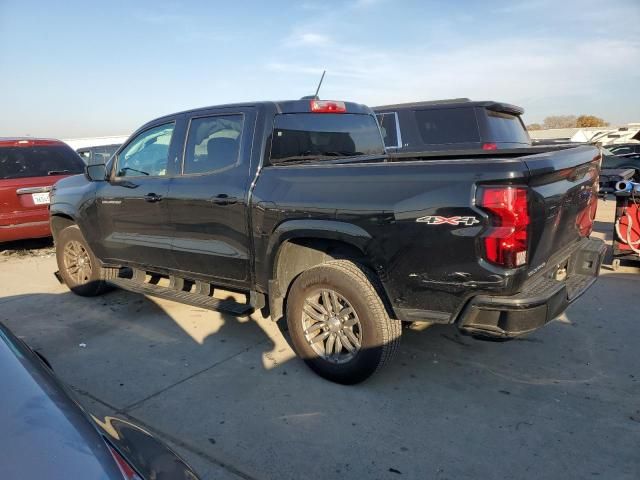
[50,98,606,384]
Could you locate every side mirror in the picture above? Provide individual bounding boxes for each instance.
[85,164,107,182]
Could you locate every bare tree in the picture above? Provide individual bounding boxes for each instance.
[526,123,543,131]
[543,115,577,129]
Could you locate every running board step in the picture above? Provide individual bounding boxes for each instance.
[107,277,254,316]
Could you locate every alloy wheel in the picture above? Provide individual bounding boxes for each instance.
[301,289,362,364]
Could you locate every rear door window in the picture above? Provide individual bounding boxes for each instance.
[485,110,530,144]
[414,108,480,145]
[0,144,85,180]
[270,113,384,164]
[183,114,243,174]
[375,112,400,148]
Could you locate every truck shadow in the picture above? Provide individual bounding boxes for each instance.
[2,269,638,399]
[0,288,285,410]
[2,271,638,480]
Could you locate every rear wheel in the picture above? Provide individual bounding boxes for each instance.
[56,225,109,296]
[286,260,401,384]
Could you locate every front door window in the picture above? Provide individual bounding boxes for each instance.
[116,123,174,177]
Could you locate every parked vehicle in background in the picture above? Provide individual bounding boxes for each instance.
[51,98,604,384]
[374,99,531,152]
[601,147,640,181]
[607,143,640,156]
[77,144,121,165]
[0,139,84,243]
[0,321,199,480]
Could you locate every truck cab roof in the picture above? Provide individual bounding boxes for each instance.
[146,100,374,129]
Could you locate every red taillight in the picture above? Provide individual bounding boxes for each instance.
[576,166,599,237]
[482,142,497,150]
[107,444,143,480]
[310,100,346,113]
[479,186,530,268]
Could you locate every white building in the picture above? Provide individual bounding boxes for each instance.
[62,135,130,151]
[529,124,640,145]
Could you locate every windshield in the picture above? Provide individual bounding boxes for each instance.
[601,149,624,169]
[0,145,85,180]
[270,113,385,164]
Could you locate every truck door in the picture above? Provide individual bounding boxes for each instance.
[93,120,181,269]
[165,107,256,288]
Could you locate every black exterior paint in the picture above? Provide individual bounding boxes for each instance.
[374,100,531,152]
[50,99,602,324]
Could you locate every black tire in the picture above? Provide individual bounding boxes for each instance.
[286,260,402,384]
[55,225,109,296]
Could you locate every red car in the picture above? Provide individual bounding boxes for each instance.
[0,138,85,243]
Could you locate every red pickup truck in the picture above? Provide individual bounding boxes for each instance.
[0,138,85,243]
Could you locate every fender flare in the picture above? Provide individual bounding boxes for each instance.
[49,203,78,240]
[266,219,373,276]
[263,219,380,321]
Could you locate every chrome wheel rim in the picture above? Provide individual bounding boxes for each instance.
[301,289,362,364]
[63,240,92,284]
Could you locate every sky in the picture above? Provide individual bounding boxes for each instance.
[0,0,638,138]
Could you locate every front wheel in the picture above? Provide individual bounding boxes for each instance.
[55,225,110,297]
[286,260,402,384]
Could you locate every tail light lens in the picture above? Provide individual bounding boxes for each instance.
[479,186,530,268]
[310,100,346,113]
[482,142,497,150]
[107,444,143,480]
[576,165,599,236]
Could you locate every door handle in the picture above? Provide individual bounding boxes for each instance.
[144,193,163,203]
[211,194,238,206]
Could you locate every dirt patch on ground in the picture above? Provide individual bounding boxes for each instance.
[0,238,55,262]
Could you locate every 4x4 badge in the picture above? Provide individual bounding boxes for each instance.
[417,215,480,226]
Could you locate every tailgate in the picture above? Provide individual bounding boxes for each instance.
[524,145,601,272]
[0,176,55,225]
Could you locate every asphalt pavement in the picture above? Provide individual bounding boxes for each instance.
[0,198,638,480]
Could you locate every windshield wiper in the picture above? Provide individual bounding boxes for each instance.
[323,151,364,157]
[47,169,73,175]
[119,167,149,176]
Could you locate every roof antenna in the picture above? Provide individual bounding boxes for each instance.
[301,70,326,100]
[314,70,326,99]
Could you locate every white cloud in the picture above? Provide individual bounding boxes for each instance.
[265,35,640,122]
[352,0,385,7]
[265,1,640,123]
[298,32,332,46]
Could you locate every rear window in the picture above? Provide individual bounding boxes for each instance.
[0,145,85,180]
[270,113,385,164]
[485,110,530,144]
[414,108,480,145]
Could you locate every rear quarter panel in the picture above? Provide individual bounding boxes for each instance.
[252,158,529,318]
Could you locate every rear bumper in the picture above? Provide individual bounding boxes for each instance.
[0,220,51,243]
[458,237,607,339]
